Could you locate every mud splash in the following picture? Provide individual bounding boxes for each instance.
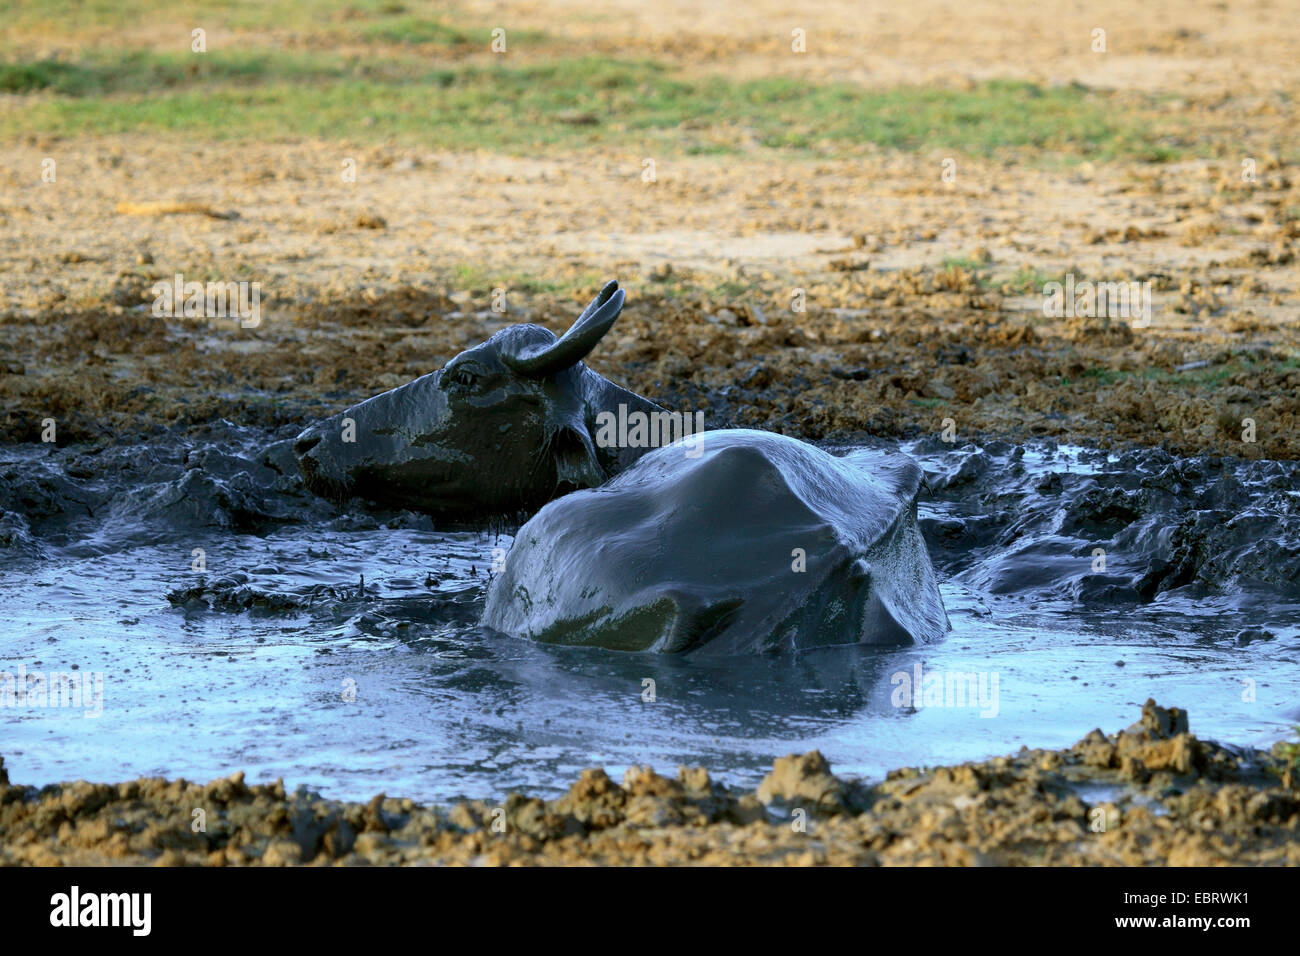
[2,423,1298,803]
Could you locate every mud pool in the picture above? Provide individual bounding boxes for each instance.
[2,425,1299,802]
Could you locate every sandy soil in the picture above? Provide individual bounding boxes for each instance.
[3,701,1296,865]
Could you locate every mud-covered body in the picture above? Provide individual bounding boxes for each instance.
[482,429,948,654]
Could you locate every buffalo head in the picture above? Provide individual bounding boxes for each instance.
[293,280,660,522]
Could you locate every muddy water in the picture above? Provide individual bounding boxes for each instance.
[2,426,1298,802]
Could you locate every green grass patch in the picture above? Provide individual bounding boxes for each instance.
[0,50,1189,162]
[2,0,487,40]
[451,264,604,296]
[1071,356,1278,390]
[360,16,544,47]
[707,279,754,300]
[0,50,357,96]
[361,16,476,46]
[1080,366,1130,387]
[1275,726,1300,788]
[1002,266,1069,294]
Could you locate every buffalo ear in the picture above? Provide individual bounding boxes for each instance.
[502,280,624,377]
[550,426,608,494]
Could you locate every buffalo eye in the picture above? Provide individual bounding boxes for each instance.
[444,363,487,392]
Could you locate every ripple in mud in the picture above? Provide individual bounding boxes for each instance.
[912,438,1300,602]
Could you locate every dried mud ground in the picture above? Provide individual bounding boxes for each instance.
[3,701,1299,866]
[2,137,1299,458]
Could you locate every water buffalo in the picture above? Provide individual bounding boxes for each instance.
[481,430,948,654]
[295,279,948,652]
